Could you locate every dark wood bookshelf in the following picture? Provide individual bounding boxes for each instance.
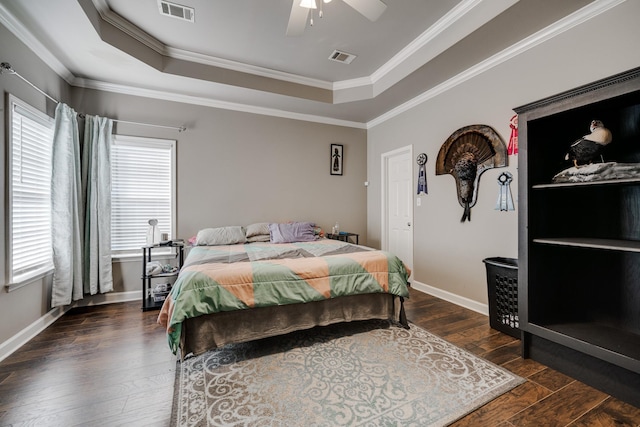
[515,66,640,407]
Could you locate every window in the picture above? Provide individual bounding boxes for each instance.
[7,95,55,285]
[111,135,176,255]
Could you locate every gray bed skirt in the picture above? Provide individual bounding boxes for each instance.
[180,293,407,359]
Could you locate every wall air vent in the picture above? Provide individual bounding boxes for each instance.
[328,50,357,64]
[158,0,195,22]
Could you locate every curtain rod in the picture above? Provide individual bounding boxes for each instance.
[1,62,186,132]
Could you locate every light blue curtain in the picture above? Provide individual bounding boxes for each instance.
[51,106,114,307]
[51,103,83,307]
[82,115,114,295]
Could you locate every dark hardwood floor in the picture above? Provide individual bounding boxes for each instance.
[404,289,640,427]
[0,302,176,426]
[1,288,639,426]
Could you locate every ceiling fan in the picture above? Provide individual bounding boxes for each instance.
[286,0,387,36]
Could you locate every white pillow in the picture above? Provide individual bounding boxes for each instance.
[195,226,247,246]
[247,234,271,243]
[245,222,270,238]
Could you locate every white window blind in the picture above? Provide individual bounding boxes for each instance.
[111,135,176,255]
[8,96,55,284]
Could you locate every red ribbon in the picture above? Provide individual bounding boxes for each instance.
[508,114,518,155]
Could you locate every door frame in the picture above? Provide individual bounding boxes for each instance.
[380,145,413,271]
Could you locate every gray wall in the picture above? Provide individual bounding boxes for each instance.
[74,90,367,239]
[2,0,639,351]
[73,89,368,295]
[0,23,74,346]
[0,22,366,347]
[367,0,640,305]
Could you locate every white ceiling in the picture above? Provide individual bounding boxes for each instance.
[0,0,598,127]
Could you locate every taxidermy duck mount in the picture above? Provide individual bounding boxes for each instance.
[564,119,612,168]
[436,125,507,222]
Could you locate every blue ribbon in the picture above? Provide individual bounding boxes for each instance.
[417,164,427,195]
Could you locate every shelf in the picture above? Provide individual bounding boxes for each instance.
[533,237,640,253]
[532,177,640,189]
[326,232,359,245]
[143,241,184,248]
[527,322,640,374]
[142,296,166,311]
[142,271,179,279]
[142,244,184,311]
[518,66,640,406]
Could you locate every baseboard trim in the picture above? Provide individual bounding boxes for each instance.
[411,280,488,316]
[72,290,140,307]
[0,305,68,363]
[0,291,141,363]
[1,285,485,362]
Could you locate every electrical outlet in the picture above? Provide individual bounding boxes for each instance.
[416,197,421,207]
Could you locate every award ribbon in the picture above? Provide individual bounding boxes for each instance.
[495,172,515,211]
[417,163,427,195]
[508,114,518,155]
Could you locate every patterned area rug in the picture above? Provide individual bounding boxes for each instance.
[171,320,524,426]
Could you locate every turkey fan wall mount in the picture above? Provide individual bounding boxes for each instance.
[436,125,508,222]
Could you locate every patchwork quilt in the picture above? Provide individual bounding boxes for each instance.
[158,239,411,354]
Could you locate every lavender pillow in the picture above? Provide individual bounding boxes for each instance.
[269,222,317,243]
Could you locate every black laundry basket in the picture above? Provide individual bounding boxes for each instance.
[482,257,520,339]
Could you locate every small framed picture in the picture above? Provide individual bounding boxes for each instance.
[330,144,343,175]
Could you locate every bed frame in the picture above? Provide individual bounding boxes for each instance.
[179,293,407,359]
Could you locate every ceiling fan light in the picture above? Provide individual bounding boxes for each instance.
[323,0,332,3]
[300,0,317,9]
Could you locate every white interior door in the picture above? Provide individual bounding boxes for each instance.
[381,146,413,275]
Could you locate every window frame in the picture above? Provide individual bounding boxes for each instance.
[6,94,55,289]
[110,135,177,258]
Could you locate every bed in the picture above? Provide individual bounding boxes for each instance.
[157,223,411,359]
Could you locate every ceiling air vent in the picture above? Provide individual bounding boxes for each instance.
[328,50,357,64]
[158,0,195,23]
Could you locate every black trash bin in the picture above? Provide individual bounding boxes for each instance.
[482,257,519,339]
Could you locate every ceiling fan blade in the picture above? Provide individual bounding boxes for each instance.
[286,0,310,36]
[343,0,387,22]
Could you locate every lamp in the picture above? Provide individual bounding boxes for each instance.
[301,0,333,25]
[300,0,317,9]
[146,219,161,245]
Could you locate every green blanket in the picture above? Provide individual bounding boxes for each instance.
[158,240,411,354]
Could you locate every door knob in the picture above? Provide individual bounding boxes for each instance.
[407,222,411,226]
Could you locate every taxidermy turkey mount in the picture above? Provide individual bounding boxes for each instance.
[436,125,508,222]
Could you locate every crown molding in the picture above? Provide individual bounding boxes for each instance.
[331,0,516,95]
[333,75,374,91]
[165,46,334,91]
[0,0,360,127]
[0,3,74,83]
[87,0,493,97]
[333,0,490,95]
[367,0,627,128]
[91,0,333,91]
[3,0,625,129]
[75,78,367,129]
[370,0,485,86]
[92,0,165,53]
